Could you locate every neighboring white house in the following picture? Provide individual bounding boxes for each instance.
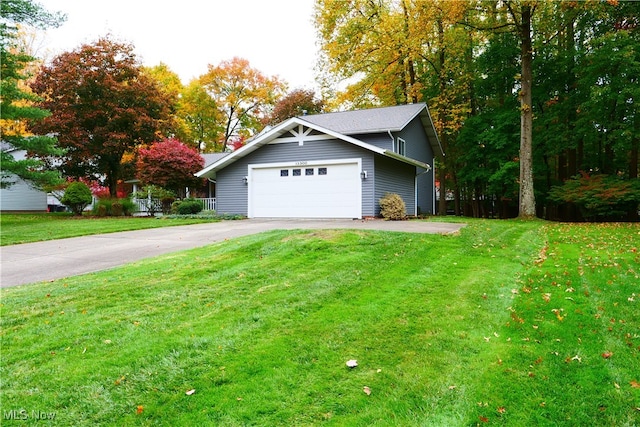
[0,145,48,212]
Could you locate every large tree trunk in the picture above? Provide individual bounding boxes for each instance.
[517,4,536,218]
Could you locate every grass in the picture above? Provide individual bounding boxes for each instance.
[0,220,638,426]
[0,213,220,246]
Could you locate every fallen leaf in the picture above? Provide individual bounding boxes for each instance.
[630,380,640,388]
[602,351,613,359]
[497,407,506,414]
[136,405,144,415]
[479,415,489,423]
[185,389,195,395]
[346,359,358,368]
[363,386,371,395]
[448,385,457,390]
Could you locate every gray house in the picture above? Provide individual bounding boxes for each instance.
[196,103,443,219]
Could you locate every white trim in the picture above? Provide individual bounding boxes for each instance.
[397,137,406,156]
[271,134,335,144]
[196,117,386,179]
[248,157,362,170]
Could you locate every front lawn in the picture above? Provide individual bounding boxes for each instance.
[0,213,220,246]
[1,220,638,425]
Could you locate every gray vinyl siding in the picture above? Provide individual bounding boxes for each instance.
[216,138,376,216]
[0,176,47,212]
[397,117,435,214]
[373,155,416,216]
[356,133,394,151]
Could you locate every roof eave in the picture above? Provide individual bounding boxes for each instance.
[383,150,432,171]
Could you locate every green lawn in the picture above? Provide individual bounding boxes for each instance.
[1,220,638,426]
[0,213,219,246]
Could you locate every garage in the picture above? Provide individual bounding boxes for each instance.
[248,159,362,218]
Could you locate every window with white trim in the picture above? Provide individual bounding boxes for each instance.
[397,137,406,156]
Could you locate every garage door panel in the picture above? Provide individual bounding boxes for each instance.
[249,162,361,218]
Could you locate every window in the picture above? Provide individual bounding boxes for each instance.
[293,169,301,176]
[280,169,289,177]
[318,167,327,175]
[397,137,406,156]
[305,168,314,176]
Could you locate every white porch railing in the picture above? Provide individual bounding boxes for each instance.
[194,197,216,211]
[132,197,216,214]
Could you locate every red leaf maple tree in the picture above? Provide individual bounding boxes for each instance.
[136,138,204,193]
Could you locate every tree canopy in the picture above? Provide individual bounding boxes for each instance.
[136,138,204,194]
[315,0,639,221]
[30,36,173,197]
[264,88,325,126]
[198,57,287,146]
[0,0,65,189]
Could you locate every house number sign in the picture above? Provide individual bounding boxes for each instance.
[295,161,308,166]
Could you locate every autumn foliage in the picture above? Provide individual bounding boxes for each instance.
[30,36,173,197]
[136,138,204,193]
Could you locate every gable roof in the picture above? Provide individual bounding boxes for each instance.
[300,103,443,157]
[196,104,440,179]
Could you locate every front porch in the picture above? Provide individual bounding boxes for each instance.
[132,197,216,215]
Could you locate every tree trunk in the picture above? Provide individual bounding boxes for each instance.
[517,4,536,218]
[436,17,448,216]
[438,164,447,215]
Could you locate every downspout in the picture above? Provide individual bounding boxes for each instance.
[415,168,431,217]
[388,130,395,152]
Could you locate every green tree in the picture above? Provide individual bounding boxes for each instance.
[60,181,92,215]
[30,36,173,197]
[0,0,65,189]
[179,80,223,152]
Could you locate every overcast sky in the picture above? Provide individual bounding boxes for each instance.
[36,0,319,90]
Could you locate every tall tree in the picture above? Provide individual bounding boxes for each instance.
[30,36,173,196]
[198,57,286,145]
[179,80,223,152]
[143,63,184,141]
[506,0,537,218]
[0,0,64,189]
[315,0,471,216]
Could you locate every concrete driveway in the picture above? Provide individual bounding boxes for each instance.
[0,219,464,288]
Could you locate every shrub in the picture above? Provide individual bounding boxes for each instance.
[60,181,93,216]
[118,198,136,216]
[111,202,123,216]
[97,204,108,217]
[379,193,407,220]
[175,198,204,215]
[93,198,137,216]
[93,198,113,216]
[549,172,640,221]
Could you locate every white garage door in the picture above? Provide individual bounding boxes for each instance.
[249,160,361,218]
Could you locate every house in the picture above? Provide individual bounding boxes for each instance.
[195,103,443,219]
[0,144,48,212]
